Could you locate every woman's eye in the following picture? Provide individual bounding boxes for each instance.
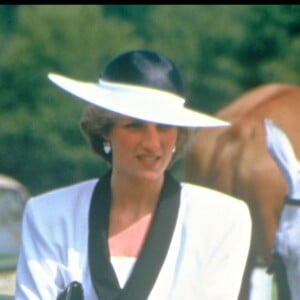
[157,124,173,131]
[124,122,144,129]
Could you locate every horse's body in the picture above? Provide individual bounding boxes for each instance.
[184,83,300,299]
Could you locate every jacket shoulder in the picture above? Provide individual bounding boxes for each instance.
[27,178,98,210]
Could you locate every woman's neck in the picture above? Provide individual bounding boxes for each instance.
[110,171,164,215]
[108,171,165,257]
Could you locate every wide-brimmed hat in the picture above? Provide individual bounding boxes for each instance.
[48,50,229,128]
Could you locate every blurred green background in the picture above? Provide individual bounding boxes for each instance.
[1,4,300,196]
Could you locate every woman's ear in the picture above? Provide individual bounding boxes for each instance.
[101,131,111,141]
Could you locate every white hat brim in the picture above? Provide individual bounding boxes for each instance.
[48,73,230,128]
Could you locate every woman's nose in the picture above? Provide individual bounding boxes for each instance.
[142,124,160,151]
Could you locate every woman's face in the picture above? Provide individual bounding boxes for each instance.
[106,116,178,182]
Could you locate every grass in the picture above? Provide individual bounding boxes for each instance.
[0,296,13,300]
[272,280,278,299]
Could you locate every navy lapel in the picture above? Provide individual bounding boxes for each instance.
[89,170,181,300]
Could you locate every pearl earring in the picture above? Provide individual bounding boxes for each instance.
[172,146,176,154]
[103,141,111,154]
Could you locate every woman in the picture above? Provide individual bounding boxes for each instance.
[15,50,251,300]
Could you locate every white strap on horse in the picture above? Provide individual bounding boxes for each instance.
[264,118,300,200]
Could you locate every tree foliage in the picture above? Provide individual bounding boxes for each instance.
[0,4,299,194]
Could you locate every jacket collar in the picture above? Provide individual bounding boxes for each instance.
[89,170,181,300]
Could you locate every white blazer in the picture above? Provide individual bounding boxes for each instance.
[15,177,251,300]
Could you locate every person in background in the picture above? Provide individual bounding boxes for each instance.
[15,50,251,300]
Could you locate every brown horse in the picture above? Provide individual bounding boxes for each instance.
[184,83,300,299]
